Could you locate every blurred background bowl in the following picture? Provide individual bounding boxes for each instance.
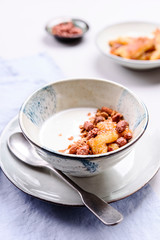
[96,21,160,70]
[45,17,89,43]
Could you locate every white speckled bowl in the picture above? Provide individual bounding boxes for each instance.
[19,78,148,177]
[96,21,160,69]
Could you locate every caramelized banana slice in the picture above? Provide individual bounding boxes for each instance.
[88,131,118,154]
[109,37,134,47]
[113,37,154,59]
[97,119,116,132]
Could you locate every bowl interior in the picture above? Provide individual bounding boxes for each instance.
[96,21,160,68]
[19,79,148,152]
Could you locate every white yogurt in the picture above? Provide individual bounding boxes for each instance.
[39,108,97,152]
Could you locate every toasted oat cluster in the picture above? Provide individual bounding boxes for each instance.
[109,29,160,60]
[67,107,133,155]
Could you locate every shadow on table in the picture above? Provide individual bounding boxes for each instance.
[0,166,152,227]
[95,54,160,88]
[1,165,158,239]
[42,35,87,48]
[18,182,151,227]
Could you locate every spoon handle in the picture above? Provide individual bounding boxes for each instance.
[46,164,123,225]
[46,164,84,192]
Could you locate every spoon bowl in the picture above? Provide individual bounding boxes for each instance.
[8,132,48,167]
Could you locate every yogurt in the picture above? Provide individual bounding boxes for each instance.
[39,107,96,151]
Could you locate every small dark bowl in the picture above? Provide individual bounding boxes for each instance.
[45,17,89,43]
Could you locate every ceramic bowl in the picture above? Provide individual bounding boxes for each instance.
[19,78,148,177]
[45,17,89,42]
[96,21,160,70]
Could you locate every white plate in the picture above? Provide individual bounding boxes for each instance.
[0,116,160,206]
[96,21,160,69]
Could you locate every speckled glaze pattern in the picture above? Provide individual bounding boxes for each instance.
[19,78,149,177]
[23,86,56,126]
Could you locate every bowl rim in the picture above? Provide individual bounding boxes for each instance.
[45,16,89,39]
[95,20,160,65]
[19,77,149,159]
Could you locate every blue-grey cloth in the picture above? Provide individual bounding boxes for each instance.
[0,54,160,240]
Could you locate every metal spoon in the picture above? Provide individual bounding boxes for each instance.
[8,132,123,226]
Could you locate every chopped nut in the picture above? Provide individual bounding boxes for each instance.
[83,121,94,131]
[116,137,127,147]
[101,106,113,115]
[69,145,78,154]
[96,111,109,119]
[112,113,123,122]
[76,144,90,155]
[116,120,129,133]
[87,128,99,140]
[123,131,132,140]
[94,116,105,125]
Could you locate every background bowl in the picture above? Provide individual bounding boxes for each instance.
[45,17,89,42]
[96,21,160,70]
[19,78,148,177]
